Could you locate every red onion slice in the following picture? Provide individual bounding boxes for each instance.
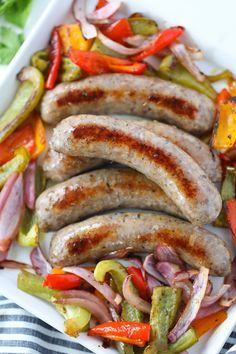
[195,302,224,320]
[201,284,230,307]
[87,0,121,21]
[0,260,29,269]
[156,246,185,267]
[102,248,132,260]
[0,173,24,252]
[186,46,204,60]
[63,267,122,309]
[168,267,209,343]
[173,270,199,282]
[30,247,52,276]
[0,173,18,213]
[146,275,161,295]
[205,279,213,296]
[73,0,97,39]
[174,281,192,303]
[220,258,236,307]
[123,275,151,314]
[0,251,7,262]
[124,35,146,47]
[156,262,181,285]
[97,31,144,55]
[109,304,120,321]
[55,298,112,323]
[143,254,167,284]
[24,160,36,210]
[170,43,205,82]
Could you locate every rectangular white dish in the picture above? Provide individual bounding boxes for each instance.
[0,1,236,353]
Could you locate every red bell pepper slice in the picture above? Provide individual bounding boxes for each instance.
[225,198,236,245]
[103,18,133,44]
[217,88,231,106]
[0,124,35,166]
[96,0,107,10]
[45,28,62,90]
[131,26,184,61]
[69,50,146,75]
[127,266,150,300]
[88,321,151,347]
[43,273,81,290]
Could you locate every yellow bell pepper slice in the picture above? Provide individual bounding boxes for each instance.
[58,24,93,55]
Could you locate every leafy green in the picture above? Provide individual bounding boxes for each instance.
[0,27,24,64]
[4,0,32,28]
[0,0,15,16]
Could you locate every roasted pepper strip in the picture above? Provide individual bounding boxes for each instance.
[225,198,236,245]
[58,24,93,55]
[17,208,38,247]
[207,69,233,83]
[31,49,49,73]
[216,88,231,106]
[145,287,182,353]
[160,328,198,354]
[221,167,236,201]
[45,28,62,90]
[17,270,90,336]
[131,26,184,61]
[103,19,133,44]
[128,17,158,36]
[55,304,91,336]
[88,322,151,347]
[43,273,82,290]
[127,266,150,301]
[192,310,227,337]
[35,165,46,197]
[59,58,83,82]
[0,147,30,188]
[212,98,236,151]
[0,124,35,166]
[0,66,44,143]
[158,55,216,100]
[91,38,126,58]
[31,114,46,159]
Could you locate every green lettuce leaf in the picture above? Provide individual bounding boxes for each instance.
[0,27,24,64]
[4,0,32,28]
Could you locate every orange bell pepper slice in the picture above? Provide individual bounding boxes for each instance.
[88,321,151,347]
[0,124,35,166]
[103,18,133,44]
[43,273,81,290]
[31,114,46,159]
[58,24,93,55]
[131,26,184,61]
[96,0,107,9]
[192,310,227,337]
[216,88,231,106]
[225,198,236,246]
[212,99,236,151]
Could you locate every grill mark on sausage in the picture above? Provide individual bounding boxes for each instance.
[72,125,198,199]
[148,94,197,120]
[139,229,206,259]
[57,89,104,106]
[67,225,115,255]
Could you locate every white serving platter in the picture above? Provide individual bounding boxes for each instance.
[0,1,236,353]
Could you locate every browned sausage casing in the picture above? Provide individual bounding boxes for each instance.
[45,119,221,182]
[51,115,222,225]
[36,168,183,231]
[49,212,231,276]
[40,74,216,134]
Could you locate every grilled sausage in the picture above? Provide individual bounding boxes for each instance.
[40,74,216,134]
[36,168,183,231]
[43,148,104,182]
[45,119,221,182]
[49,212,231,276]
[51,115,222,225]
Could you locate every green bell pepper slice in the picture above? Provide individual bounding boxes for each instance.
[157,55,217,101]
[159,328,198,354]
[31,49,49,73]
[0,66,44,143]
[128,18,158,36]
[59,57,83,82]
[0,146,30,188]
[221,167,236,201]
[207,69,233,83]
[17,208,38,247]
[91,38,126,58]
[145,287,182,353]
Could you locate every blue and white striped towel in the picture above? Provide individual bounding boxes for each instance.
[0,295,235,354]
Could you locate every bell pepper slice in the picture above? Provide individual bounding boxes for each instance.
[88,321,151,347]
[225,198,236,245]
[0,66,44,143]
[212,99,236,151]
[127,266,150,301]
[216,88,231,106]
[128,17,158,36]
[158,55,216,100]
[31,49,49,73]
[17,208,39,247]
[96,0,107,9]
[69,50,145,75]
[31,114,46,159]
[145,287,182,353]
[221,167,236,201]
[0,147,30,189]
[160,328,198,354]
[103,18,133,44]
[192,310,227,337]
[131,26,184,61]
[59,57,83,82]
[45,28,62,90]
[0,124,35,166]
[91,37,126,58]
[207,70,233,83]
[35,165,46,198]
[43,273,82,290]
[58,24,93,55]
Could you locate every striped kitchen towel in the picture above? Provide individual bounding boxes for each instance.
[0,295,235,354]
